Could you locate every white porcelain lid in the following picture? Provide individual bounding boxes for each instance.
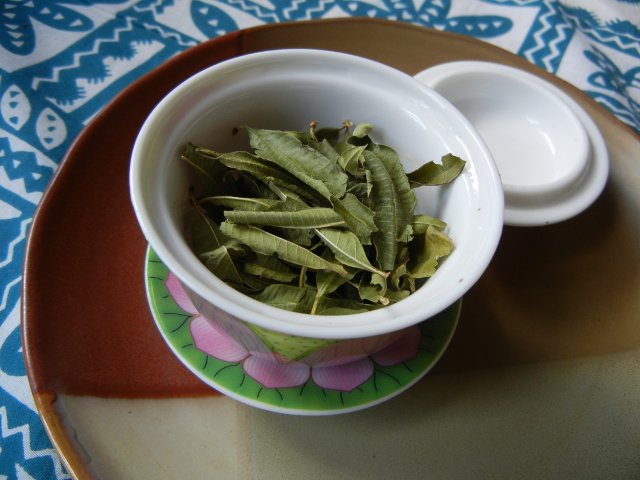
[415,61,609,227]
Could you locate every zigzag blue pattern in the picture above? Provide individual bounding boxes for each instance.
[0,184,48,477]
[559,4,640,57]
[0,399,70,479]
[583,46,640,131]
[518,0,574,72]
[222,0,281,22]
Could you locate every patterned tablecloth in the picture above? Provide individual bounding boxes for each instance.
[0,1,638,478]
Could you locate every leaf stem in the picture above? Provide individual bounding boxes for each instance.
[310,294,320,315]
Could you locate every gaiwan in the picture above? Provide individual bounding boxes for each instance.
[130,49,503,413]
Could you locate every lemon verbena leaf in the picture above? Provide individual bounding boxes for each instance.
[220,222,348,277]
[247,127,348,199]
[364,146,416,270]
[224,208,345,229]
[407,153,466,187]
[314,227,387,277]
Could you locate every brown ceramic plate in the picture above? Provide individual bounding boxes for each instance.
[22,19,640,479]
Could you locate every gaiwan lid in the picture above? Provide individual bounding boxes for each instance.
[415,61,609,227]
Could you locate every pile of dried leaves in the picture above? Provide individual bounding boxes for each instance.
[182,122,465,315]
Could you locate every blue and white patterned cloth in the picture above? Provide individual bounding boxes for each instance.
[0,1,638,478]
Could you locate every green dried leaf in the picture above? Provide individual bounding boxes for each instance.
[220,222,348,277]
[265,182,309,207]
[314,227,387,277]
[358,272,389,305]
[284,129,311,144]
[277,228,314,247]
[243,255,298,283]
[309,139,341,164]
[412,214,447,233]
[352,123,374,138]
[390,262,408,291]
[364,146,416,270]
[346,178,372,199]
[199,243,246,285]
[385,289,411,302]
[311,268,352,315]
[316,269,351,297]
[252,284,316,313]
[224,208,345,229]
[330,193,377,243]
[336,144,366,175]
[247,127,348,199]
[199,196,280,212]
[189,208,246,285]
[200,149,321,203]
[189,207,226,254]
[408,225,454,279]
[407,153,466,187]
[181,143,231,195]
[314,295,380,314]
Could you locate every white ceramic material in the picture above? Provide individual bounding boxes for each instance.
[415,61,609,226]
[130,49,503,350]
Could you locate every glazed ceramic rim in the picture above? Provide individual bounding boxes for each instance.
[414,61,609,227]
[130,49,503,339]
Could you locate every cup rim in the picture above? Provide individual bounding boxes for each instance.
[130,49,503,339]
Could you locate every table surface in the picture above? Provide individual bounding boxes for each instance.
[2,1,639,478]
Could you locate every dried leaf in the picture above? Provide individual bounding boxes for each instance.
[225,208,345,229]
[314,227,387,277]
[311,268,352,315]
[309,138,341,164]
[200,196,280,211]
[314,296,379,315]
[200,149,321,203]
[189,208,246,285]
[220,222,348,277]
[364,146,416,270]
[199,243,246,285]
[408,225,454,279]
[336,144,366,175]
[412,214,447,233]
[244,255,298,283]
[407,153,466,187]
[352,123,374,138]
[252,284,316,313]
[358,272,389,305]
[330,193,377,243]
[181,144,232,195]
[247,127,348,199]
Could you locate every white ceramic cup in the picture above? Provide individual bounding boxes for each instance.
[130,49,503,361]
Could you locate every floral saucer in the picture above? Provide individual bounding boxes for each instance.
[145,247,460,415]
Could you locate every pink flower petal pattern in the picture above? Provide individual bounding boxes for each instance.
[164,271,423,392]
[371,326,422,366]
[312,357,374,392]
[212,311,272,355]
[303,328,410,368]
[190,316,249,362]
[165,272,198,314]
[243,351,310,389]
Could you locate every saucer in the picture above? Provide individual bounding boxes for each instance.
[415,61,609,226]
[145,247,461,415]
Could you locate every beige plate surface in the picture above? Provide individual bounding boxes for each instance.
[22,19,640,479]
